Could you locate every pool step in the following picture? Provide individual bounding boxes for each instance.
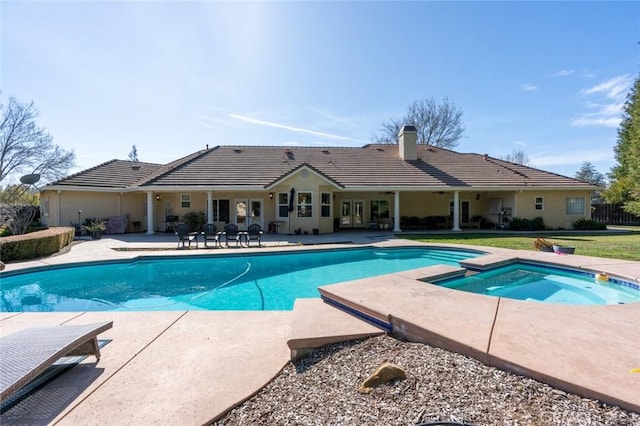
[287,298,384,360]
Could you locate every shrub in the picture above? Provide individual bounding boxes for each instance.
[531,216,546,231]
[572,218,607,230]
[0,227,75,262]
[183,211,206,232]
[508,217,530,231]
[507,216,546,231]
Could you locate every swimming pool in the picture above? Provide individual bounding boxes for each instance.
[436,263,640,305]
[0,246,481,312]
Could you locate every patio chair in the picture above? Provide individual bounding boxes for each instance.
[224,223,242,247]
[175,223,198,248]
[0,321,113,401]
[470,215,484,229]
[246,223,263,247]
[202,223,221,248]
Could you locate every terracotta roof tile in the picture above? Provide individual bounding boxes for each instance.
[48,160,162,189]
[45,145,597,191]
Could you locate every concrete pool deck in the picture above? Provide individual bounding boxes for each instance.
[1,231,639,423]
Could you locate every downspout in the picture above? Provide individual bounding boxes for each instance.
[146,192,154,235]
[393,191,401,232]
[452,190,461,231]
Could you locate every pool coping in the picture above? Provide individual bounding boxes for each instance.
[317,249,640,413]
[1,234,639,422]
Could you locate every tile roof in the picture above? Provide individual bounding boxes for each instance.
[45,145,597,191]
[48,160,162,189]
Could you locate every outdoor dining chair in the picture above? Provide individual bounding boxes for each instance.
[175,223,198,248]
[202,223,221,248]
[246,223,263,247]
[223,223,242,247]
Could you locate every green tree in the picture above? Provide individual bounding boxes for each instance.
[372,97,465,148]
[605,73,640,215]
[575,161,606,203]
[0,95,75,184]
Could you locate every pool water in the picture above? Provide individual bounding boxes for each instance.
[0,246,480,312]
[437,263,640,305]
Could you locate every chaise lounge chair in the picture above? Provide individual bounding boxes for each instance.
[0,321,113,400]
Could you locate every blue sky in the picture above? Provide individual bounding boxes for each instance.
[3,1,639,180]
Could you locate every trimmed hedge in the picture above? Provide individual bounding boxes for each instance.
[0,227,75,262]
[572,218,607,230]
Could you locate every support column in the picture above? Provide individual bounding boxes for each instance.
[393,191,401,232]
[146,192,154,235]
[207,191,213,223]
[451,190,461,231]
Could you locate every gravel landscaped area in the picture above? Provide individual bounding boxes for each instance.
[214,334,639,426]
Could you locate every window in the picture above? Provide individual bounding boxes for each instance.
[181,194,191,208]
[370,200,390,221]
[321,192,331,217]
[297,191,312,218]
[565,197,585,215]
[278,192,289,218]
[535,197,544,211]
[212,199,230,222]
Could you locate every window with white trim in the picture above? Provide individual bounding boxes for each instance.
[297,191,312,218]
[278,193,289,218]
[535,197,544,211]
[321,192,331,217]
[565,197,585,215]
[181,194,191,208]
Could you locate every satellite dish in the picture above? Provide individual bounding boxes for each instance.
[20,173,41,185]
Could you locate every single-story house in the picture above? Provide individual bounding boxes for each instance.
[39,126,598,234]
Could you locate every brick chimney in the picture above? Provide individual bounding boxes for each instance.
[398,125,417,160]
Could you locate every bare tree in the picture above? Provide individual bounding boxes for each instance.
[372,98,465,148]
[0,183,40,235]
[0,96,75,184]
[500,149,534,167]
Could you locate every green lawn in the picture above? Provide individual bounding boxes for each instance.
[400,228,640,261]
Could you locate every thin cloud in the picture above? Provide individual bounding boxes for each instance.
[197,116,231,128]
[522,84,538,91]
[571,74,633,128]
[228,114,356,141]
[553,70,575,77]
[581,74,632,99]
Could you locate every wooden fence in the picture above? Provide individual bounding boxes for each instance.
[591,203,640,225]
